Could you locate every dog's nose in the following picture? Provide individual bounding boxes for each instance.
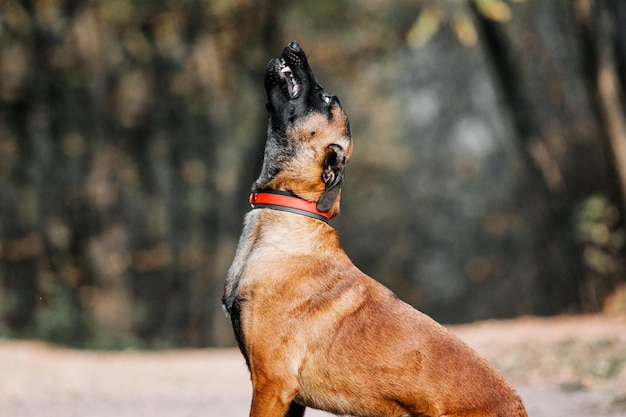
[288,41,301,52]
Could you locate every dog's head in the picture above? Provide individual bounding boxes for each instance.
[253,41,352,218]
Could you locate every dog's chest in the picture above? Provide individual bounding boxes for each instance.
[223,212,260,314]
[225,211,308,312]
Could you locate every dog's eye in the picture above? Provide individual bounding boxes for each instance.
[321,93,332,105]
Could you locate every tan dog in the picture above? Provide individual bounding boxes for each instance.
[223,42,528,417]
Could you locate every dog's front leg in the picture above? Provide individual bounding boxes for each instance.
[249,382,301,417]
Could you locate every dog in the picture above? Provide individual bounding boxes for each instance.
[223,41,528,417]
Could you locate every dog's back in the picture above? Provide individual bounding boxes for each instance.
[296,269,527,417]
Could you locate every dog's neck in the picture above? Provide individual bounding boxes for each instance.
[249,190,331,223]
[224,206,341,311]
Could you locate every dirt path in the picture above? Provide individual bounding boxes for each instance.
[1,314,625,417]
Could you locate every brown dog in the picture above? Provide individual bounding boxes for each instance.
[223,42,528,417]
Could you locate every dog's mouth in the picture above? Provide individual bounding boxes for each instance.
[264,41,342,132]
[265,41,311,102]
[278,58,301,99]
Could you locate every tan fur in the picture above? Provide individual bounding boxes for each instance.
[268,107,352,218]
[225,71,527,417]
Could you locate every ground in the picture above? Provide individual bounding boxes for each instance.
[1,314,625,417]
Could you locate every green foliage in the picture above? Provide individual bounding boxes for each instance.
[35,287,87,347]
[406,0,525,48]
[575,195,625,275]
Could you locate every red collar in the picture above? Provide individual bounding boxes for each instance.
[249,190,330,222]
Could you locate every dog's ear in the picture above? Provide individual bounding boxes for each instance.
[317,144,347,212]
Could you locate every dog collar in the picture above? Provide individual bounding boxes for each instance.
[249,190,330,223]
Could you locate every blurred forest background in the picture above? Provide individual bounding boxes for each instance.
[0,0,625,349]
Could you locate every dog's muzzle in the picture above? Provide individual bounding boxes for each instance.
[264,41,312,101]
